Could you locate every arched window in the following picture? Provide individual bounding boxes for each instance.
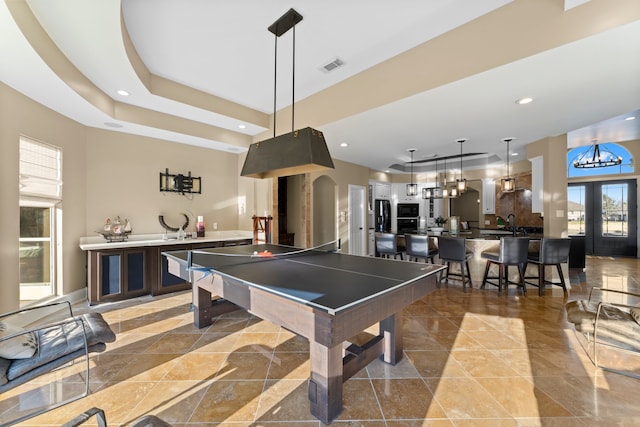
[567,142,634,178]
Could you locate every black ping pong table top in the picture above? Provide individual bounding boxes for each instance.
[164,243,443,315]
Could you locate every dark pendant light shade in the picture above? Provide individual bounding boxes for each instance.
[241,127,334,179]
[241,8,334,179]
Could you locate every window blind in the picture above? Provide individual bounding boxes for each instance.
[19,136,62,200]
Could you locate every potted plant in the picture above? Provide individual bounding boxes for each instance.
[432,216,447,235]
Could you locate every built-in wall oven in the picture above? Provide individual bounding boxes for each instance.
[397,203,419,218]
[397,203,419,234]
[397,217,418,234]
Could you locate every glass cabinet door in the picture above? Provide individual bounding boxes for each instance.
[126,251,145,292]
[100,253,122,297]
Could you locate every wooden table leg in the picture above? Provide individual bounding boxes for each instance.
[308,342,343,424]
[193,284,213,328]
[380,311,403,364]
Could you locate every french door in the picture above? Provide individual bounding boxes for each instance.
[568,179,637,257]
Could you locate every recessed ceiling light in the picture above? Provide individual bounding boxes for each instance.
[625,116,636,121]
[515,97,533,105]
[116,89,129,96]
[238,124,247,129]
[511,152,518,156]
[104,122,123,128]
[340,142,348,147]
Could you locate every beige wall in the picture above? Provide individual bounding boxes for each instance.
[1,83,87,313]
[85,129,241,235]
[310,159,370,254]
[0,83,249,312]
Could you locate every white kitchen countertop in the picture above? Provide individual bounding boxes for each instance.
[79,230,253,251]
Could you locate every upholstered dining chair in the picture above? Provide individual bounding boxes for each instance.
[437,236,473,289]
[404,234,438,263]
[375,232,403,259]
[480,237,530,294]
[526,237,571,296]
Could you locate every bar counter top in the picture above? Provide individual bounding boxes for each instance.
[416,229,544,240]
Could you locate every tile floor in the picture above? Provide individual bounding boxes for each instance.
[4,256,640,426]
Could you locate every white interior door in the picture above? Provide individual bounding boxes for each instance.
[348,185,366,256]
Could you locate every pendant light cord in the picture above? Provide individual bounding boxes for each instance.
[506,140,510,178]
[459,141,463,181]
[272,23,297,136]
[292,25,295,132]
[273,34,277,138]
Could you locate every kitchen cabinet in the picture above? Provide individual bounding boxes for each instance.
[393,183,420,203]
[422,197,443,220]
[482,178,496,214]
[373,182,391,200]
[148,238,253,297]
[87,248,149,303]
[81,231,253,304]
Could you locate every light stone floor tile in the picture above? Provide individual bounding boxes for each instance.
[7,256,640,426]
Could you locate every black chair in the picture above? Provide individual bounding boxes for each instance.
[526,237,571,296]
[481,237,530,294]
[404,234,438,263]
[62,407,173,427]
[437,236,473,289]
[0,302,116,426]
[375,232,403,259]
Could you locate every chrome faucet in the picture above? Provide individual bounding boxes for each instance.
[507,213,517,237]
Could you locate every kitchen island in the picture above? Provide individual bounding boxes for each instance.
[79,230,253,304]
[400,230,573,293]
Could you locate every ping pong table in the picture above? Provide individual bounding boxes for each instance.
[163,243,444,424]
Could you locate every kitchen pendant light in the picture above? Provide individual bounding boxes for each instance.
[442,158,458,199]
[241,9,334,179]
[441,159,449,198]
[423,159,443,199]
[501,137,516,193]
[406,149,418,196]
[456,138,467,193]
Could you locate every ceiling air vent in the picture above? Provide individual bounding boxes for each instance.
[321,58,344,72]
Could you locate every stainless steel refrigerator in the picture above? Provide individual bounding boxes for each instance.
[374,199,391,232]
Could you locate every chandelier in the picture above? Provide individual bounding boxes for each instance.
[573,142,622,169]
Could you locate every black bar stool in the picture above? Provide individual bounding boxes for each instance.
[375,232,403,259]
[437,236,473,289]
[404,234,438,263]
[525,237,571,296]
[481,237,530,294]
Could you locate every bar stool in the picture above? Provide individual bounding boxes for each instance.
[437,236,473,289]
[525,237,571,296]
[375,232,403,259]
[404,234,438,263]
[481,237,530,295]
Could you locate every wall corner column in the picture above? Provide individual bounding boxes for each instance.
[527,135,568,237]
